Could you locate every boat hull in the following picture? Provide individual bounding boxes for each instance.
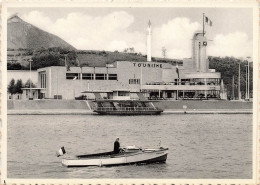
[62,149,168,167]
[94,110,163,115]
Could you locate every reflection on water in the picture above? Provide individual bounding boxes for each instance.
[8,114,252,179]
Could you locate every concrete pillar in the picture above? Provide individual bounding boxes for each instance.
[93,67,96,80]
[204,78,207,98]
[200,41,207,72]
[196,40,200,72]
[162,91,166,98]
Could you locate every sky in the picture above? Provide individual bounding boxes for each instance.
[8,7,253,59]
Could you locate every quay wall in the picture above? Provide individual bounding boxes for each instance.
[7,99,252,110]
[7,100,90,110]
[153,100,253,110]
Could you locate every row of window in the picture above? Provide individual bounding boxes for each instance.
[129,79,140,84]
[66,73,117,80]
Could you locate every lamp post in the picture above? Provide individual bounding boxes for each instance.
[28,58,32,100]
[247,57,250,100]
[245,66,248,100]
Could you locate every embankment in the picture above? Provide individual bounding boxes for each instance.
[8,100,91,110]
[153,100,253,110]
[7,99,253,115]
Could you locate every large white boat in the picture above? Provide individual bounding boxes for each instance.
[82,90,164,115]
[61,146,168,167]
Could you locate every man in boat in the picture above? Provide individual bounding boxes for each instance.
[114,137,121,154]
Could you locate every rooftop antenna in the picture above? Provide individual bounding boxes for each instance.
[162,47,167,58]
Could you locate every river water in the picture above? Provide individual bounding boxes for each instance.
[7,114,252,179]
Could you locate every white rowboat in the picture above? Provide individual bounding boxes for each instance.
[61,147,168,167]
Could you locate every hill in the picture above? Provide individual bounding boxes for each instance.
[7,15,75,50]
[7,48,182,70]
[76,50,182,67]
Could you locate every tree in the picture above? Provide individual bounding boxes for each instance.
[66,51,78,66]
[24,79,36,88]
[129,47,135,53]
[208,56,253,99]
[7,62,23,70]
[31,53,62,70]
[15,79,23,94]
[8,79,16,98]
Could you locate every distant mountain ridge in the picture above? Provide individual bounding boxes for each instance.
[7,15,75,50]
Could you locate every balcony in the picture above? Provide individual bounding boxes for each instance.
[142,84,220,91]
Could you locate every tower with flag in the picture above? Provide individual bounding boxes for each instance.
[203,13,213,37]
[191,13,213,73]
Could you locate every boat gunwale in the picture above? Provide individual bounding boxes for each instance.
[73,148,168,160]
[62,153,168,167]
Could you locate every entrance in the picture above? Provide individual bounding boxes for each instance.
[39,93,45,99]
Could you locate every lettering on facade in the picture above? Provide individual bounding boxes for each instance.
[133,63,162,68]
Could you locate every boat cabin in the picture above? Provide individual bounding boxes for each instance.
[108,90,131,100]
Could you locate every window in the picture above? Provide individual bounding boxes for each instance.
[129,79,140,84]
[82,73,94,80]
[108,74,117,80]
[40,72,46,88]
[95,73,107,80]
[95,73,106,80]
[118,91,127,96]
[66,73,79,80]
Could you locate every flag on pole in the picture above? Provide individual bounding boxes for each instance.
[205,16,213,26]
[56,146,66,157]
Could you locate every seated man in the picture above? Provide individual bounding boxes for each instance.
[114,137,121,154]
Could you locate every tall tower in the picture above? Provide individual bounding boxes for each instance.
[147,20,152,62]
[192,31,208,72]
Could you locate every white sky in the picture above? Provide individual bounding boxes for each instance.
[8,7,253,59]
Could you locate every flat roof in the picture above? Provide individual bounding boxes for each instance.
[93,99,154,102]
[82,90,141,93]
[21,88,45,90]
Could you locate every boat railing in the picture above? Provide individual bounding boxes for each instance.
[93,107,160,111]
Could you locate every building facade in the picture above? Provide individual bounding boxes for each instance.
[8,21,224,100]
[35,60,221,100]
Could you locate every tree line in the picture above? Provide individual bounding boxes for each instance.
[8,79,36,98]
[208,56,253,99]
[7,47,77,70]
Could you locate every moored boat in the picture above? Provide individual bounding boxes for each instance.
[61,146,168,167]
[82,90,164,115]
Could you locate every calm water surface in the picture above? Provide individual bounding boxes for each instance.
[8,114,252,179]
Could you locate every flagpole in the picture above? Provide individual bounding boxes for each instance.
[203,13,205,37]
[238,62,241,100]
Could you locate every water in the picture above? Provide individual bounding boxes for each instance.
[7,114,252,179]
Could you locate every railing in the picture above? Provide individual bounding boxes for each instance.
[93,107,160,111]
[145,82,220,86]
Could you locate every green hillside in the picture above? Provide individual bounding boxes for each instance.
[7,48,182,69]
